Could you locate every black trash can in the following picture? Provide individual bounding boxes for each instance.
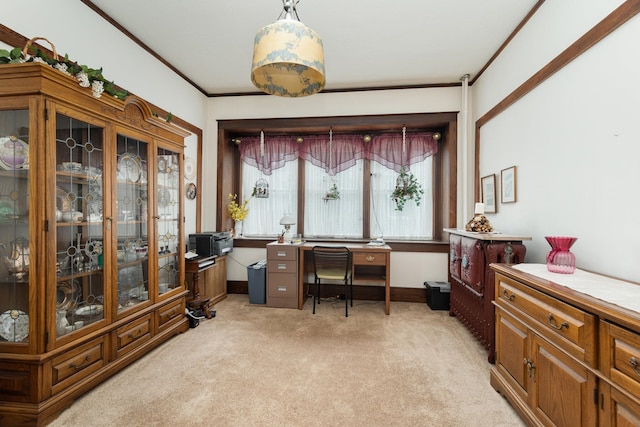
[247,261,267,304]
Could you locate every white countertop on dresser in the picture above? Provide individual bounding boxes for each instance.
[513,263,640,314]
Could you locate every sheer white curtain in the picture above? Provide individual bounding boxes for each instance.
[304,160,363,238]
[241,161,298,237]
[237,130,437,239]
[370,159,433,239]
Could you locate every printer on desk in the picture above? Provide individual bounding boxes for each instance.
[188,231,233,257]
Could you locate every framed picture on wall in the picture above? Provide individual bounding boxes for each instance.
[501,166,517,203]
[481,174,496,213]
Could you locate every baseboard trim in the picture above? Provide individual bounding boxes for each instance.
[227,281,428,304]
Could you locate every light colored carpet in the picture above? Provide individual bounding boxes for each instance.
[49,295,524,427]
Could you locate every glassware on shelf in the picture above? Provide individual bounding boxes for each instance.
[0,237,30,280]
[56,309,69,336]
[545,236,577,274]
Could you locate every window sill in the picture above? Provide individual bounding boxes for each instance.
[231,237,449,253]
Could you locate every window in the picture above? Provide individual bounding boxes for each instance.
[304,160,363,238]
[241,160,297,236]
[370,159,433,239]
[237,130,438,240]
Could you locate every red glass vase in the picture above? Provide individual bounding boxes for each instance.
[545,236,577,274]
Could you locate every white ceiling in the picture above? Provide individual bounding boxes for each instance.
[87,0,540,96]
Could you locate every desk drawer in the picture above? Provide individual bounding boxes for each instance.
[267,259,297,273]
[353,252,386,266]
[267,273,297,299]
[267,245,297,261]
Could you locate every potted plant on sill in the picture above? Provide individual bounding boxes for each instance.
[391,166,423,211]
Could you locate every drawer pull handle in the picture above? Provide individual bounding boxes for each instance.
[127,328,143,339]
[277,286,287,292]
[502,289,515,300]
[69,355,91,370]
[365,255,375,262]
[547,314,569,330]
[277,251,287,257]
[630,357,640,376]
[277,264,287,270]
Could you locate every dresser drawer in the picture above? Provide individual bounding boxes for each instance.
[156,299,184,332]
[50,336,105,395]
[601,321,640,400]
[267,244,297,261]
[114,314,152,358]
[496,274,596,365]
[353,252,386,266]
[267,259,297,274]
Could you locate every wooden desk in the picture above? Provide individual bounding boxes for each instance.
[296,243,392,314]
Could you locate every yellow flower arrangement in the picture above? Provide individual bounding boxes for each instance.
[228,193,251,221]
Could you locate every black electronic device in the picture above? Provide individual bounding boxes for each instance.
[189,233,215,257]
[188,232,233,257]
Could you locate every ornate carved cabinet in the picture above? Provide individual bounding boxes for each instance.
[492,264,640,426]
[444,229,530,363]
[0,63,189,425]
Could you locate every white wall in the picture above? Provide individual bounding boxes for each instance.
[473,0,640,282]
[3,0,209,237]
[15,1,633,286]
[206,88,459,286]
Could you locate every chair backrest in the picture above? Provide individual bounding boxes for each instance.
[311,246,351,279]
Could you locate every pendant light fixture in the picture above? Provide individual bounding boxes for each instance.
[251,0,325,97]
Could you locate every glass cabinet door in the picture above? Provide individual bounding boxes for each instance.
[156,147,181,297]
[54,111,106,341]
[115,134,149,314]
[0,107,31,346]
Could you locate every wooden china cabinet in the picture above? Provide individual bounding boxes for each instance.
[0,63,190,426]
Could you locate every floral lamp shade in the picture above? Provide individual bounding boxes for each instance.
[251,17,325,97]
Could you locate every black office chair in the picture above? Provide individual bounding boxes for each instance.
[311,246,352,317]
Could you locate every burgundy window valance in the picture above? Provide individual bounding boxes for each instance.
[237,131,439,175]
[367,132,439,173]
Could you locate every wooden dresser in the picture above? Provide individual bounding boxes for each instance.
[444,229,530,363]
[491,263,640,426]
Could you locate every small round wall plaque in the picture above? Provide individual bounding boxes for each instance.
[186,183,197,200]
